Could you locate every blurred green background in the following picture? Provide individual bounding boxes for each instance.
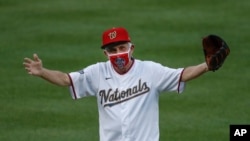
[0,0,249,140]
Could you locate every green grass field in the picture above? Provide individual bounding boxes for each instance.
[1,0,249,140]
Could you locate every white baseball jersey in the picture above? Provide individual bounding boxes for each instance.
[68,59,185,141]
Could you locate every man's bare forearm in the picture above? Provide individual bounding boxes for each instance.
[40,68,70,86]
[181,62,208,82]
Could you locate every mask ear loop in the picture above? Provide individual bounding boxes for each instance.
[123,42,132,53]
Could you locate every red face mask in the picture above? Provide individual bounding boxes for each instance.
[108,49,130,69]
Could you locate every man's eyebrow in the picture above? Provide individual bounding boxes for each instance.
[105,47,116,51]
[117,44,127,48]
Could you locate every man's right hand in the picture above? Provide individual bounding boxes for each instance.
[23,54,43,76]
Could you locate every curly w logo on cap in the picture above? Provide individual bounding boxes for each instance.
[108,31,117,40]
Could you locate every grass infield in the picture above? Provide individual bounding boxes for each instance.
[0,0,249,141]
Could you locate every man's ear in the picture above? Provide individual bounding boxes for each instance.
[130,44,135,54]
[103,50,108,57]
[131,44,135,50]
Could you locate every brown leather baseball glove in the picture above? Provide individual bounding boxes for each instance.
[202,34,230,71]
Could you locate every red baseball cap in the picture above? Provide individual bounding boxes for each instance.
[101,27,131,49]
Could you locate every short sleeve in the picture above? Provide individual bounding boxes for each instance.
[151,63,185,93]
[68,64,99,99]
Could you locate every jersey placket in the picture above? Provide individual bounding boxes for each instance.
[120,93,132,140]
[118,77,133,140]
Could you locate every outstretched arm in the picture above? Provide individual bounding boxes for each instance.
[23,54,71,86]
[181,62,209,82]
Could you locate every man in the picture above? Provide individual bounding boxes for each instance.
[23,27,209,141]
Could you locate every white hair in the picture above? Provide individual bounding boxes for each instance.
[128,42,134,48]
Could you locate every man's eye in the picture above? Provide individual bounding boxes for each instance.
[109,49,116,52]
[106,48,113,52]
[106,49,116,54]
[120,47,127,50]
